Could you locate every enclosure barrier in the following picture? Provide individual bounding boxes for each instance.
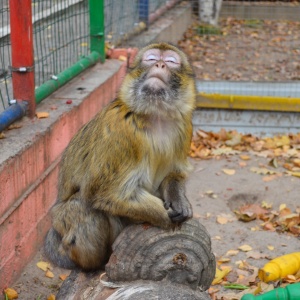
[0,0,182,132]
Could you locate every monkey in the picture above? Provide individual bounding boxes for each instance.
[44,42,196,271]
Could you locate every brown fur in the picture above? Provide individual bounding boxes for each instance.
[44,43,196,270]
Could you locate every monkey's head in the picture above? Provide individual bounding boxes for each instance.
[119,43,196,119]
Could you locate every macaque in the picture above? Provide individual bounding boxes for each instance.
[44,43,196,270]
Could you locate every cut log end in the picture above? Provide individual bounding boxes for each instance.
[105,218,216,291]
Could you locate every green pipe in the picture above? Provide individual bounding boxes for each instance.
[89,0,105,62]
[35,51,101,104]
[241,283,300,300]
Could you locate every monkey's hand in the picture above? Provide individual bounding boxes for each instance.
[160,173,193,224]
[166,195,193,224]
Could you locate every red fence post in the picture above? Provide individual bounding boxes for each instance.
[9,0,35,118]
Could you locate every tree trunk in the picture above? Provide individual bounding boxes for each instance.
[198,0,222,26]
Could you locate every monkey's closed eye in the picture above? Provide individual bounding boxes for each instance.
[145,54,159,61]
[164,56,179,64]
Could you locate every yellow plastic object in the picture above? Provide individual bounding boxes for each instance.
[197,93,300,112]
[258,252,300,283]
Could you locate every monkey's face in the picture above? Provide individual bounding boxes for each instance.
[120,43,196,119]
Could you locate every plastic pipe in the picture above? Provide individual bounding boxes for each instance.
[197,93,300,112]
[0,102,28,132]
[89,0,105,62]
[241,283,300,300]
[35,51,101,104]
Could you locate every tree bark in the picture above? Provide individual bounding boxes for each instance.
[198,0,223,26]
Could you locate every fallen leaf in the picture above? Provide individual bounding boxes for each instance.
[222,168,236,175]
[240,155,251,160]
[218,257,231,263]
[239,161,247,167]
[212,267,232,285]
[250,167,278,175]
[59,274,68,281]
[217,216,229,224]
[46,270,54,278]
[0,132,5,139]
[261,201,272,209]
[37,261,51,271]
[47,294,56,300]
[246,251,266,259]
[238,244,252,252]
[268,158,279,168]
[263,174,280,182]
[279,203,287,211]
[36,112,50,119]
[267,245,275,251]
[226,249,239,256]
[4,288,18,300]
[288,171,300,178]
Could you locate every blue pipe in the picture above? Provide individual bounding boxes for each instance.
[0,102,28,132]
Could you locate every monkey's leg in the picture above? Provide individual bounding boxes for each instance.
[159,172,193,223]
[45,197,125,270]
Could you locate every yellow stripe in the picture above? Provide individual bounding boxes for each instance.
[197,92,300,112]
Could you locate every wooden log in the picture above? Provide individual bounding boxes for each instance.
[106,219,216,291]
[56,219,215,299]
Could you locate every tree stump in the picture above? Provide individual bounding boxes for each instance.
[57,219,215,299]
[106,219,215,291]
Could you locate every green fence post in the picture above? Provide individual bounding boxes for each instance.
[89,0,105,62]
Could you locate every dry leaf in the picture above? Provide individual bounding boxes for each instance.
[46,270,54,278]
[217,216,229,224]
[37,261,51,271]
[47,294,56,300]
[226,249,239,256]
[239,161,247,167]
[218,257,231,263]
[279,203,287,211]
[36,112,50,119]
[222,168,236,175]
[0,132,5,139]
[118,55,127,61]
[238,244,252,252]
[261,201,272,209]
[212,267,232,285]
[240,155,251,160]
[250,167,278,175]
[59,274,68,281]
[246,251,267,259]
[267,245,275,251]
[4,288,18,300]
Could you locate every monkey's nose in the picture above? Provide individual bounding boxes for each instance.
[155,61,165,68]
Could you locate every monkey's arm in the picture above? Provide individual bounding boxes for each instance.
[93,189,173,229]
[159,172,193,223]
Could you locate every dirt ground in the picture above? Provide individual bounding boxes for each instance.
[5,16,300,300]
[7,148,300,300]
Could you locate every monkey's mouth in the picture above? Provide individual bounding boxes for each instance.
[144,75,167,89]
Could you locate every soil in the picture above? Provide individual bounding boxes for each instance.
[4,15,300,300]
[7,151,300,300]
[178,17,300,82]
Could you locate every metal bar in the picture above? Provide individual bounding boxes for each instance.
[197,93,300,112]
[139,0,149,27]
[9,0,35,117]
[35,51,101,104]
[89,0,105,62]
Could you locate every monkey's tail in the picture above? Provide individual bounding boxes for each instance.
[44,228,77,270]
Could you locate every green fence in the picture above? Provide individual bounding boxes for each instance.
[0,0,177,116]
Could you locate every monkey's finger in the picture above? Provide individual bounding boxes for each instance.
[168,210,189,223]
[164,201,171,210]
